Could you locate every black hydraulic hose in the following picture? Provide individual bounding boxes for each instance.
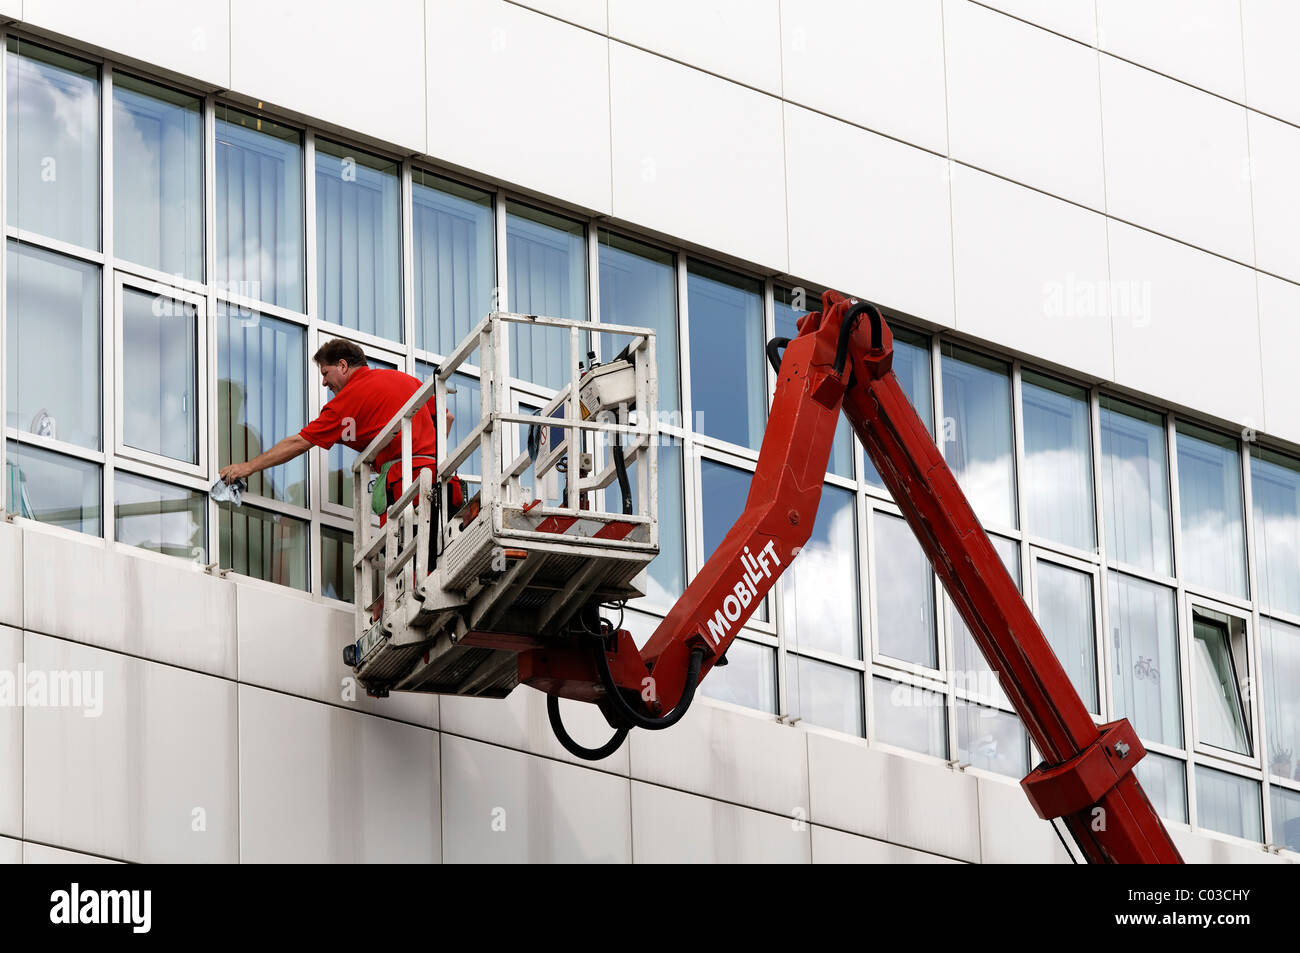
[612,434,633,515]
[834,301,884,376]
[547,692,631,761]
[595,640,707,731]
[766,337,791,375]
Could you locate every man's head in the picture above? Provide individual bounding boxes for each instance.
[313,338,368,394]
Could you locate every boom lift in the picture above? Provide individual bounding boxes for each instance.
[346,291,1183,864]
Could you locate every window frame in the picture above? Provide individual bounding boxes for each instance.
[113,271,207,479]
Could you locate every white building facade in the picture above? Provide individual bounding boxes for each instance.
[0,0,1297,863]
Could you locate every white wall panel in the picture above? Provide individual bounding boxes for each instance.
[0,836,18,864]
[630,781,811,862]
[1242,0,1300,126]
[23,842,120,863]
[951,165,1113,378]
[1171,824,1288,863]
[0,627,19,839]
[1100,57,1254,264]
[974,0,1098,45]
[629,699,808,818]
[810,824,962,863]
[1108,221,1262,427]
[230,0,425,153]
[427,0,611,213]
[235,582,437,729]
[440,689,629,775]
[785,104,954,326]
[22,0,228,88]
[23,633,238,863]
[945,0,1105,210]
[609,0,781,94]
[0,522,18,629]
[441,734,631,862]
[513,0,608,33]
[1247,111,1300,284]
[0,1,19,21]
[24,533,236,679]
[976,775,1070,863]
[610,42,786,270]
[1097,0,1245,102]
[780,0,948,154]
[238,685,439,863]
[807,731,981,862]
[1257,274,1300,445]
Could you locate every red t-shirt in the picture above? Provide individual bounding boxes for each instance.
[299,367,438,485]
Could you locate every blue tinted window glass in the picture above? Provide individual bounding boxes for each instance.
[688,263,764,451]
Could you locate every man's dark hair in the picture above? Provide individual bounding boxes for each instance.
[313,338,368,370]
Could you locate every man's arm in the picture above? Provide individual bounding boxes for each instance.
[219,434,312,484]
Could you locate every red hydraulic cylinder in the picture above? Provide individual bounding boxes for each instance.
[820,290,1181,863]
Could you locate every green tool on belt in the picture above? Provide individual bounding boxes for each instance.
[371,461,394,516]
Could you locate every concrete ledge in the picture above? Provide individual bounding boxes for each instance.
[630,780,811,862]
[24,532,237,679]
[629,698,809,819]
[807,730,981,863]
[235,581,438,730]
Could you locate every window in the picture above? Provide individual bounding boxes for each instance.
[625,440,685,607]
[599,232,679,415]
[1250,448,1300,616]
[698,637,776,714]
[1109,574,1181,746]
[315,140,401,342]
[774,287,855,479]
[321,524,353,603]
[700,458,766,622]
[864,327,933,490]
[6,240,102,451]
[782,484,859,659]
[1034,558,1098,713]
[1133,752,1187,823]
[1196,766,1262,841]
[956,700,1028,778]
[506,202,586,391]
[4,439,100,535]
[413,171,494,356]
[687,262,765,451]
[217,312,308,507]
[1176,423,1247,598]
[786,654,863,736]
[1022,372,1095,551]
[949,533,1019,708]
[1262,618,1300,783]
[219,503,308,591]
[872,676,946,757]
[1272,787,1300,853]
[112,73,202,280]
[873,511,936,668]
[940,345,1016,529]
[6,39,99,249]
[119,284,201,467]
[215,106,303,311]
[1191,608,1251,756]
[1100,398,1172,575]
[113,471,205,560]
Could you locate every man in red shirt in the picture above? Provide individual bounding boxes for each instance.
[218,338,440,520]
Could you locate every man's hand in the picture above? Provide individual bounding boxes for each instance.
[219,461,254,484]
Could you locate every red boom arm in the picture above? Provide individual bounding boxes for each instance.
[520,289,1182,863]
